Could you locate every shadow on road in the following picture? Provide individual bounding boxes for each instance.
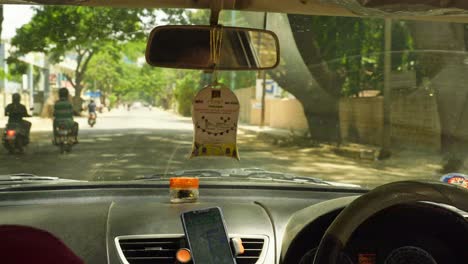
[0,127,445,188]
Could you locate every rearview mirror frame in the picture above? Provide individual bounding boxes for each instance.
[145,25,280,71]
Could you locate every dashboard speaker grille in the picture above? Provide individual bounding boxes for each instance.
[116,235,267,264]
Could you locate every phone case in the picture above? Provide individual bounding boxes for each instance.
[180,207,237,264]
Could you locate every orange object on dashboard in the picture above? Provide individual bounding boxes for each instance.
[170,177,200,203]
[358,253,376,264]
[170,177,199,189]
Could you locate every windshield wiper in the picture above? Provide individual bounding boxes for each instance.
[137,168,332,185]
[232,168,332,185]
[236,169,330,185]
[0,173,80,183]
[138,169,224,180]
[0,173,58,181]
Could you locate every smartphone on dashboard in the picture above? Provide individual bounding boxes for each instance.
[180,207,236,264]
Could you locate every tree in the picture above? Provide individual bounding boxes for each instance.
[217,71,257,90]
[10,6,154,111]
[174,71,201,116]
[264,14,413,142]
[161,8,210,25]
[406,21,468,172]
[0,6,5,80]
[0,6,3,38]
[85,47,122,106]
[239,12,364,141]
[134,65,171,105]
[91,39,178,109]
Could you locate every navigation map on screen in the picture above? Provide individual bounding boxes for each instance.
[182,208,236,264]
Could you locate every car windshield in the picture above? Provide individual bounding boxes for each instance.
[0,5,467,188]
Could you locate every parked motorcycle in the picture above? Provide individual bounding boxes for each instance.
[2,123,28,154]
[88,113,97,127]
[53,122,75,154]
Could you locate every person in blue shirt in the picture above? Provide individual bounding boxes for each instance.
[88,100,97,115]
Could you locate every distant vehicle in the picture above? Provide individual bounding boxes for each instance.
[131,102,143,109]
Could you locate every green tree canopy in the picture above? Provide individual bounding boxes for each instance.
[288,15,413,98]
[264,14,415,142]
[84,39,179,108]
[84,46,123,105]
[10,6,155,110]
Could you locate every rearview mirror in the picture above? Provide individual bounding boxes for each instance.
[146,25,280,71]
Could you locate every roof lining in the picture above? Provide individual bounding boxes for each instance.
[4,0,468,23]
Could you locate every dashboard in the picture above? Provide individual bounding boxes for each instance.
[291,202,468,264]
[0,182,466,264]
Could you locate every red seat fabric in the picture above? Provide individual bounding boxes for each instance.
[0,225,84,264]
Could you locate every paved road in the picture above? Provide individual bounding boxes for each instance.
[0,108,291,181]
[0,107,445,186]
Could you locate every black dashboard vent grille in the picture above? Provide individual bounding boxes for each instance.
[118,237,181,264]
[236,237,265,264]
[117,236,266,264]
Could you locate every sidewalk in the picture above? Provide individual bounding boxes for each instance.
[161,109,381,161]
[238,123,382,160]
[238,124,291,143]
[0,116,54,132]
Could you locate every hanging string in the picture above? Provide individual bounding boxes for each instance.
[210,25,223,86]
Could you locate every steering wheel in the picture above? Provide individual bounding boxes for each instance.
[312,181,468,264]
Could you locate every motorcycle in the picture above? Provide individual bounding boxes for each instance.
[88,113,97,127]
[53,122,75,154]
[2,123,28,154]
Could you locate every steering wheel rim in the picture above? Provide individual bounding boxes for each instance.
[312,181,468,264]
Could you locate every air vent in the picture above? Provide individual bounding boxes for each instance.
[236,237,265,264]
[116,235,268,264]
[117,236,182,264]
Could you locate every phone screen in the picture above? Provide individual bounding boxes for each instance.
[181,207,236,264]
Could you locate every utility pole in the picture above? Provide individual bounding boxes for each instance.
[1,43,7,109]
[260,73,267,127]
[260,12,268,128]
[28,63,34,110]
[230,11,236,91]
[381,18,392,159]
[43,58,50,102]
[0,7,5,110]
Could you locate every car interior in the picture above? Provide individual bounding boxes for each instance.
[1,0,468,264]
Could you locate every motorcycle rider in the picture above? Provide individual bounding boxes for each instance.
[4,93,31,143]
[53,88,79,144]
[88,99,97,117]
[87,99,97,127]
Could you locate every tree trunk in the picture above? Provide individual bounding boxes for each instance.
[73,78,84,114]
[408,21,468,172]
[0,7,3,39]
[267,13,341,142]
[302,102,340,142]
[71,50,95,114]
[287,15,344,97]
[100,92,107,106]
